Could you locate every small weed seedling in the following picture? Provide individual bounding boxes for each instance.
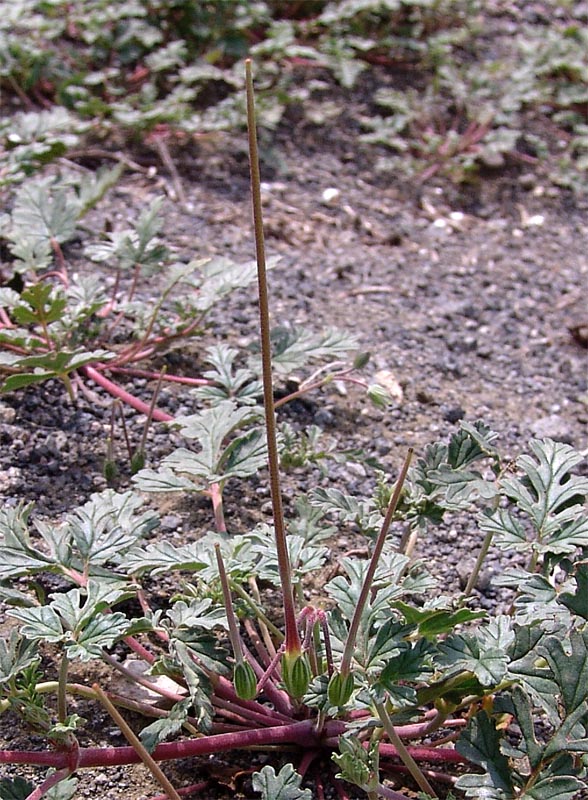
[0,63,587,800]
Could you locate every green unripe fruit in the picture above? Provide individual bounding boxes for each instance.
[234,661,257,701]
[103,459,118,483]
[282,653,311,699]
[131,450,146,474]
[328,670,355,707]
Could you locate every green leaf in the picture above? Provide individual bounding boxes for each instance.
[456,712,514,797]
[0,774,77,800]
[132,467,200,493]
[363,618,412,673]
[519,754,586,800]
[0,777,33,800]
[124,541,208,576]
[163,401,263,484]
[168,641,216,732]
[13,283,67,325]
[325,557,401,628]
[540,628,588,715]
[66,489,158,565]
[500,685,545,771]
[500,439,588,553]
[495,569,564,628]
[332,734,379,793]
[2,371,56,392]
[429,466,497,506]
[451,421,500,466]
[391,600,486,638]
[308,487,381,536]
[76,164,123,216]
[50,580,134,631]
[11,179,80,246]
[85,197,169,272]
[8,580,137,661]
[0,502,59,580]
[140,698,192,753]
[252,764,312,800]
[2,350,114,394]
[379,638,435,686]
[195,343,261,406]
[559,561,588,620]
[478,507,529,552]
[165,599,227,632]
[437,626,510,688]
[44,775,78,800]
[0,629,40,686]
[194,256,273,313]
[8,606,64,643]
[255,325,356,375]
[506,626,560,722]
[251,529,328,587]
[218,427,267,481]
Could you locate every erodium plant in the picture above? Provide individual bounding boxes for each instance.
[0,63,587,800]
[0,170,371,422]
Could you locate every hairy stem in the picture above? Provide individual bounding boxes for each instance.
[374,700,438,798]
[245,58,300,657]
[94,683,182,800]
[341,450,413,674]
[215,544,245,664]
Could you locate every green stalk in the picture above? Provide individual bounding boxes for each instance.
[374,699,438,798]
[57,655,69,724]
[230,580,284,641]
[134,365,167,472]
[245,59,300,659]
[464,495,500,597]
[93,682,182,800]
[216,544,258,700]
[215,544,245,665]
[341,450,413,675]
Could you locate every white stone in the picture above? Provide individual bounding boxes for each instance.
[321,187,340,205]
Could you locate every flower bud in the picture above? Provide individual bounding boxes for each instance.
[282,653,311,699]
[234,661,257,701]
[328,670,355,707]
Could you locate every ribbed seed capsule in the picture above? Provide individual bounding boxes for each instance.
[328,670,355,707]
[282,653,311,699]
[234,661,257,700]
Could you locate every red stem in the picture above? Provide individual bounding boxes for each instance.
[207,484,226,533]
[83,366,173,422]
[214,674,292,723]
[148,783,209,800]
[25,767,73,800]
[0,720,319,769]
[370,741,466,765]
[107,367,211,386]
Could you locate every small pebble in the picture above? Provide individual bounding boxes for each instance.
[321,187,340,205]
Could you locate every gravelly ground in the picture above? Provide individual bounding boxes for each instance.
[1,70,587,800]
